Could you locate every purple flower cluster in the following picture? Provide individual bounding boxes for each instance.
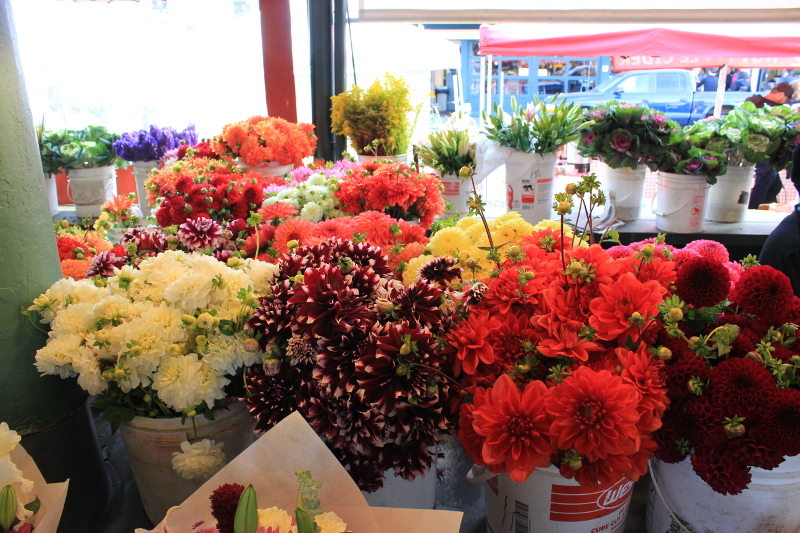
[113,125,198,162]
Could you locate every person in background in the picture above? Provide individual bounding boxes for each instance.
[791,79,800,104]
[759,143,800,296]
[697,68,719,92]
[747,82,795,208]
[731,70,751,92]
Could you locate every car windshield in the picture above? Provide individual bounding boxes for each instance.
[593,74,621,92]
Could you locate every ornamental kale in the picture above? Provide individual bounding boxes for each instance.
[113,124,197,162]
[40,125,120,174]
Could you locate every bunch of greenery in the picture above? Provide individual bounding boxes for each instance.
[330,73,420,156]
[578,102,679,169]
[683,102,800,170]
[647,129,728,184]
[483,96,588,155]
[40,125,120,175]
[417,115,476,175]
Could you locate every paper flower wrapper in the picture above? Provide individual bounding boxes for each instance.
[137,411,463,533]
[8,444,68,533]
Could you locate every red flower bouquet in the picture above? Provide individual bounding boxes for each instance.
[243,237,473,492]
[643,240,800,495]
[53,223,117,280]
[211,115,317,167]
[446,174,673,488]
[335,162,445,230]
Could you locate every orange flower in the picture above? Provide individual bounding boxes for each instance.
[83,232,113,254]
[588,272,666,343]
[61,259,91,280]
[445,310,502,375]
[350,211,396,248]
[257,202,299,222]
[546,367,642,462]
[214,116,317,166]
[272,217,315,252]
[472,375,552,482]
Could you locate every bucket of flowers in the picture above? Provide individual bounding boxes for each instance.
[633,239,800,533]
[211,116,317,176]
[27,230,279,525]
[432,168,673,533]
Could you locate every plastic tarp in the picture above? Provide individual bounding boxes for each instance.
[478,25,800,59]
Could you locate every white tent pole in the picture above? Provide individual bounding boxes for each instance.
[498,57,505,113]
[713,62,729,118]
[479,54,486,119]
[487,54,494,117]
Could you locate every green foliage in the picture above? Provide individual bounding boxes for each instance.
[330,74,421,156]
[647,130,728,185]
[684,103,800,169]
[418,113,476,175]
[578,102,679,169]
[40,125,120,175]
[483,96,588,155]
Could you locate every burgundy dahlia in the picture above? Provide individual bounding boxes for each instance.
[730,265,795,324]
[418,256,463,287]
[86,251,127,278]
[709,357,775,420]
[690,445,751,495]
[674,257,730,308]
[178,217,223,249]
[210,483,245,533]
[244,363,303,432]
[388,281,445,330]
[757,388,800,457]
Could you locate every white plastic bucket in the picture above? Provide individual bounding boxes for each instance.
[119,402,256,525]
[238,161,294,177]
[652,172,711,233]
[43,172,59,217]
[67,166,117,218]
[595,161,646,222]
[704,165,755,223]
[439,172,470,216]
[362,455,438,509]
[646,456,800,533]
[356,153,410,164]
[505,151,557,225]
[131,161,158,218]
[483,467,633,533]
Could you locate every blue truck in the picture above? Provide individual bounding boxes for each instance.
[555,69,753,125]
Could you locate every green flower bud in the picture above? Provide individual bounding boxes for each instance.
[0,485,18,532]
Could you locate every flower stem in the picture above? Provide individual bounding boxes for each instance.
[413,362,470,393]
[26,313,47,334]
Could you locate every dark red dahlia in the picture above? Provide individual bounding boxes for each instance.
[729,435,785,471]
[286,333,318,366]
[378,439,435,483]
[387,281,444,330]
[122,227,168,254]
[248,281,295,346]
[210,483,245,533]
[315,329,377,398]
[690,445,752,495]
[332,447,385,492]
[244,363,303,433]
[652,404,690,464]
[757,387,800,457]
[674,257,730,308]
[418,256,463,287]
[178,217,223,249]
[685,396,727,448]
[665,351,710,400]
[709,357,775,420]
[355,323,440,414]
[86,251,127,278]
[730,265,795,323]
[304,388,386,455]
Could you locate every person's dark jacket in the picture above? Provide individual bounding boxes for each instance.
[759,144,800,295]
[698,75,719,92]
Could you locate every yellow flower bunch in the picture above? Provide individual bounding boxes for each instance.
[403,213,582,284]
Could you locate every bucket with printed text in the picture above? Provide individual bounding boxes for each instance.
[652,172,711,233]
[505,151,557,225]
[479,466,633,533]
[704,165,754,223]
[596,161,646,222]
[646,456,800,533]
[439,172,470,216]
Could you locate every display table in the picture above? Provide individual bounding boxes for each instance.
[606,209,788,259]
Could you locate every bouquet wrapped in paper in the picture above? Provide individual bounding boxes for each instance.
[0,423,68,533]
[137,411,462,533]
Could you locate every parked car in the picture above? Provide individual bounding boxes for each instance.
[553,69,753,125]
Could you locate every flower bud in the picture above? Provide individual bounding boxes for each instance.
[746,351,763,364]
[143,393,152,404]
[167,343,183,357]
[287,239,299,249]
[95,330,110,344]
[568,261,583,273]
[185,409,197,418]
[507,245,521,258]
[642,244,655,256]
[242,338,260,352]
[656,346,673,361]
[376,299,396,315]
[182,314,197,327]
[0,485,18,532]
[113,368,127,380]
[60,220,69,229]
[242,293,258,307]
[557,201,571,215]
[262,358,281,376]
[94,278,107,288]
[565,183,577,195]
[102,370,114,381]
[524,272,536,281]
[226,257,242,268]
[465,258,477,269]
[128,345,143,357]
[395,363,411,376]
[195,334,208,347]
[399,343,412,356]
[667,308,683,322]
[196,312,214,329]
[459,166,471,179]
[568,456,582,471]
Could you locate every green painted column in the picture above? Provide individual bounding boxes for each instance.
[0,0,85,434]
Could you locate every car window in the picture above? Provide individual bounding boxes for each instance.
[617,74,650,93]
[656,73,685,92]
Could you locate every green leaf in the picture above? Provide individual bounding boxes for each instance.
[295,508,316,533]
[234,485,258,533]
[101,405,136,434]
[24,496,40,515]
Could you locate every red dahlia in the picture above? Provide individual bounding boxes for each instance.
[757,388,800,457]
[210,483,245,533]
[709,357,775,420]
[730,265,795,323]
[177,217,223,250]
[674,257,730,308]
[690,446,751,495]
[684,239,730,263]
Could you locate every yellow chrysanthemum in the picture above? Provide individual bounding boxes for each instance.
[427,227,471,258]
[403,255,434,285]
[531,219,563,232]
[314,511,348,533]
[464,220,489,243]
[500,217,536,239]
[492,211,524,224]
[455,216,480,230]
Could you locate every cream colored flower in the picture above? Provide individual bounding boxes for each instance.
[257,507,296,533]
[151,353,205,411]
[300,202,324,223]
[0,423,20,458]
[49,302,94,337]
[29,279,108,323]
[203,334,250,375]
[89,294,138,325]
[242,259,278,295]
[108,264,145,293]
[34,334,85,378]
[196,365,230,408]
[0,423,33,496]
[71,350,108,395]
[163,273,215,314]
[314,511,347,533]
[140,304,188,344]
[171,439,225,480]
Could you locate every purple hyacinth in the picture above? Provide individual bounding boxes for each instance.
[113,124,198,162]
